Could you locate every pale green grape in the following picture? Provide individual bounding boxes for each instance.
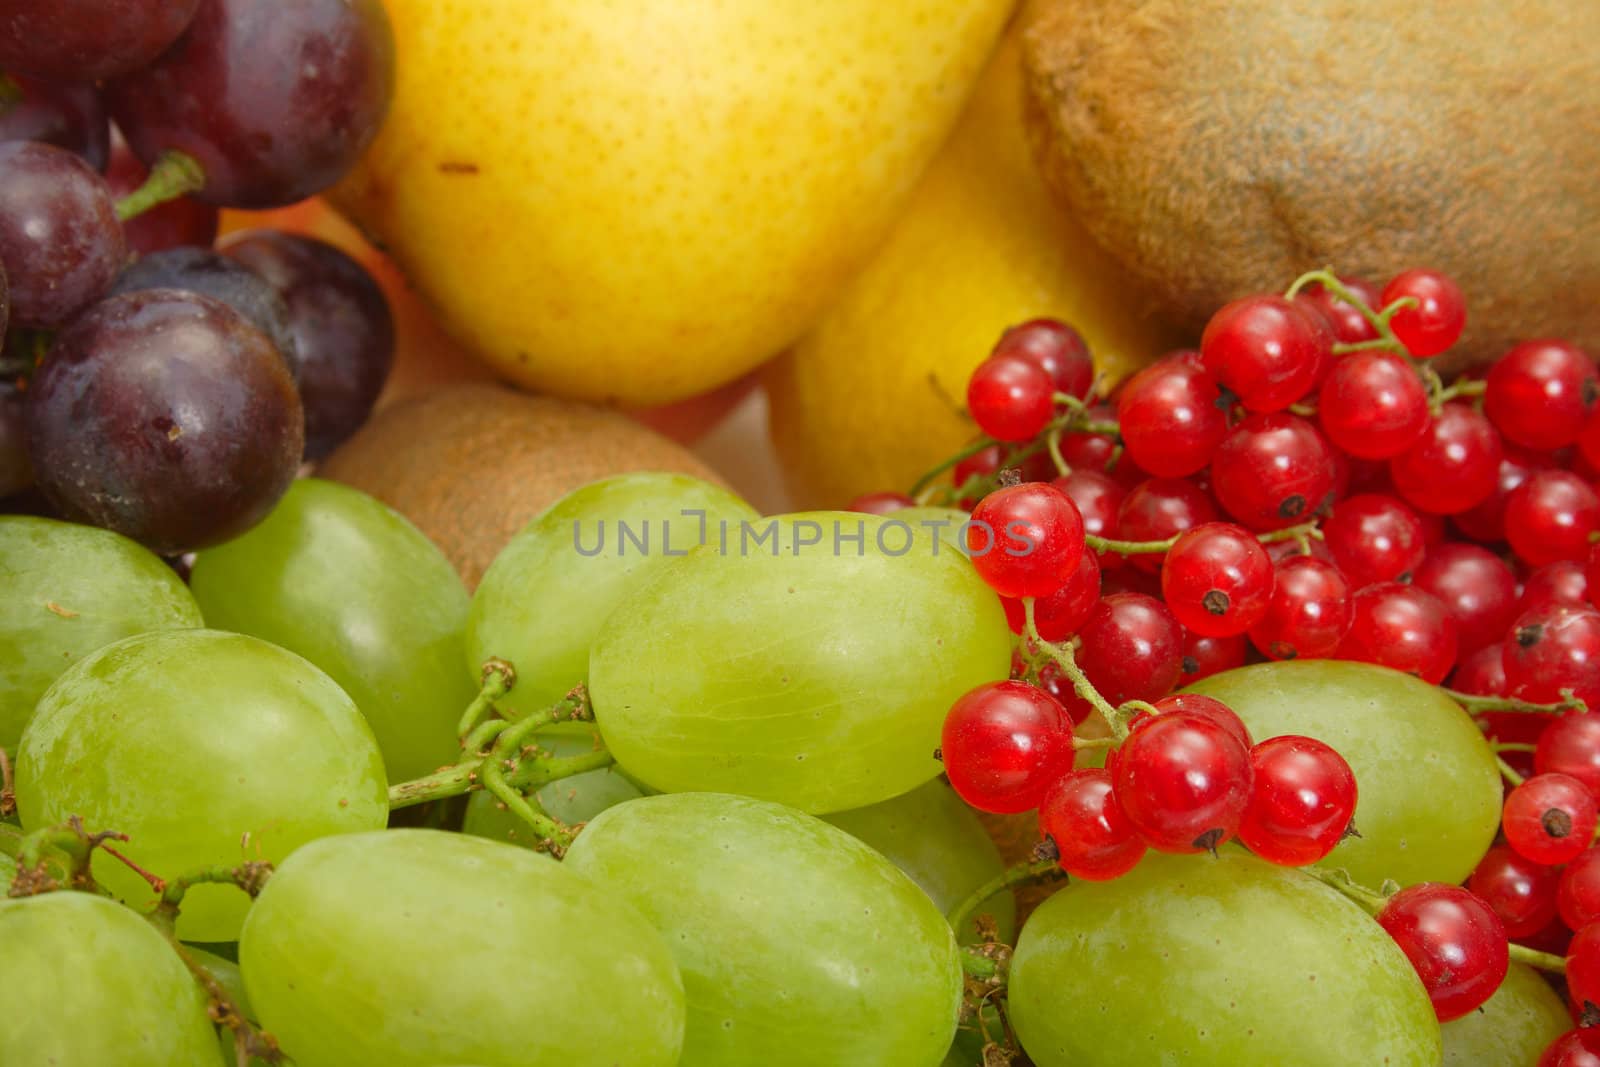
[822,778,1014,945]
[1185,659,1501,886]
[1441,963,1570,1065]
[588,512,1012,813]
[0,515,202,750]
[892,506,973,555]
[16,629,389,941]
[239,829,684,1067]
[0,847,13,886]
[0,891,219,1066]
[1009,850,1441,1066]
[564,792,962,1067]
[190,479,472,783]
[462,728,642,845]
[468,472,757,716]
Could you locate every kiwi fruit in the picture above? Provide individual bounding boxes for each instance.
[319,383,730,588]
[1021,0,1600,368]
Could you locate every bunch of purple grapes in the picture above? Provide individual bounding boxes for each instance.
[0,0,397,555]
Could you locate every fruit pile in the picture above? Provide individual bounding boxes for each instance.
[0,0,395,552]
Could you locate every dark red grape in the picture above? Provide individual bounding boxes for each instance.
[221,230,393,460]
[107,247,298,376]
[0,141,127,328]
[0,0,201,83]
[0,75,109,171]
[24,289,303,555]
[109,0,395,208]
[106,131,218,255]
[0,380,29,499]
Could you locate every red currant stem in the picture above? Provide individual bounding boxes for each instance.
[456,658,516,740]
[114,150,206,222]
[1301,863,1391,915]
[1052,392,1091,413]
[1045,427,1069,476]
[1446,688,1588,716]
[1287,401,1317,417]
[1329,338,1401,355]
[1509,943,1568,975]
[1495,753,1527,788]
[1491,742,1538,753]
[908,436,999,501]
[947,854,1064,934]
[1084,519,1321,557]
[1073,736,1116,751]
[1081,419,1122,435]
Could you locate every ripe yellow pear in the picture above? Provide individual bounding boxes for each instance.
[766,30,1184,508]
[332,0,1013,406]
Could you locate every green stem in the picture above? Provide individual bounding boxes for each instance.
[480,758,575,856]
[514,748,615,791]
[1509,943,1567,975]
[1446,689,1586,716]
[149,863,272,933]
[1436,378,1487,404]
[1301,864,1391,915]
[457,659,515,739]
[1046,426,1069,476]
[162,917,285,1063]
[1330,338,1399,355]
[947,854,1063,934]
[1085,519,1320,558]
[114,151,206,222]
[0,745,13,820]
[960,948,1002,979]
[908,437,997,501]
[1496,754,1526,788]
[1492,742,1538,754]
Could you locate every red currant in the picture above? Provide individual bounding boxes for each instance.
[1115,476,1218,575]
[1567,922,1600,1016]
[1053,470,1124,565]
[1295,275,1381,344]
[1323,493,1427,588]
[940,680,1075,814]
[1503,772,1599,866]
[1149,692,1253,749]
[1248,555,1352,661]
[952,442,1056,506]
[1505,603,1600,710]
[1075,592,1185,706]
[967,482,1085,599]
[1382,268,1466,358]
[1505,470,1600,567]
[1199,294,1332,412]
[1560,847,1600,931]
[1115,352,1229,478]
[1582,410,1600,475]
[967,355,1056,442]
[1038,768,1146,881]
[1316,352,1431,460]
[1210,413,1336,531]
[1536,713,1600,795]
[1411,543,1519,654]
[992,318,1094,400]
[1451,642,1508,697]
[1237,735,1356,866]
[1539,1029,1600,1067]
[1059,414,1148,488]
[1485,340,1598,451]
[1452,444,1556,543]
[1376,882,1507,1021]
[1390,402,1504,515]
[1523,560,1591,615]
[1159,522,1273,637]
[846,491,914,515]
[1338,582,1458,683]
[1468,845,1560,939]
[1177,630,1248,685]
[1000,549,1101,642]
[1112,711,1254,854]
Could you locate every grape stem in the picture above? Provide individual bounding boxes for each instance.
[457,658,516,739]
[152,899,286,1064]
[114,150,206,222]
[0,745,14,819]
[947,853,1065,936]
[146,861,273,933]
[10,816,127,896]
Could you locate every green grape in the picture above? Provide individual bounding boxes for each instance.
[190,479,472,783]
[462,728,642,845]
[239,829,684,1067]
[186,946,260,1067]
[1008,850,1441,1066]
[1185,659,1500,886]
[822,778,1015,945]
[564,792,962,1067]
[0,891,219,1066]
[468,472,757,717]
[0,847,13,886]
[16,629,389,941]
[588,512,1012,813]
[1441,963,1570,1065]
[892,506,973,555]
[0,515,203,750]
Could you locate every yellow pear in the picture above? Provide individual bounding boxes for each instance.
[331,0,1013,406]
[766,29,1184,508]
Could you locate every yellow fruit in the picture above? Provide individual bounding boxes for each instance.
[332,0,1013,406]
[767,30,1182,508]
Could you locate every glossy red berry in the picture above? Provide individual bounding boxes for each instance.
[1505,471,1600,567]
[1539,1029,1600,1067]
[1567,922,1600,1016]
[1338,582,1458,684]
[1452,444,1554,543]
[1485,340,1599,451]
[1468,845,1560,939]
[1503,772,1599,866]
[1248,555,1353,662]
[1037,768,1146,881]
[1053,470,1124,555]
[1059,415,1148,489]
[1523,560,1591,615]
[1075,592,1185,707]
[1390,403,1504,515]
[1115,477,1218,575]
[845,491,914,515]
[1210,413,1337,531]
[967,482,1085,599]
[1411,544,1520,654]
[1316,352,1431,460]
[1001,549,1101,642]
[1505,603,1600,711]
[1296,275,1381,344]
[1159,522,1273,637]
[1199,294,1332,412]
[967,356,1056,442]
[1237,736,1357,866]
[1115,352,1229,478]
[940,680,1075,814]
[992,319,1095,399]
[1149,692,1253,749]
[1451,643,1509,697]
[1376,882,1508,1021]
[1323,493,1427,588]
[1559,847,1600,931]
[1112,711,1254,854]
[1382,269,1466,358]
[1536,714,1600,795]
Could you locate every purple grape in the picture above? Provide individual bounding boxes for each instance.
[221,231,393,460]
[24,289,303,555]
[106,132,219,255]
[0,141,127,329]
[108,247,298,377]
[0,76,109,171]
[108,0,394,208]
[0,381,28,500]
[0,0,201,83]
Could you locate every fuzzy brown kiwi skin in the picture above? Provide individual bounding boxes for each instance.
[1020,0,1600,372]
